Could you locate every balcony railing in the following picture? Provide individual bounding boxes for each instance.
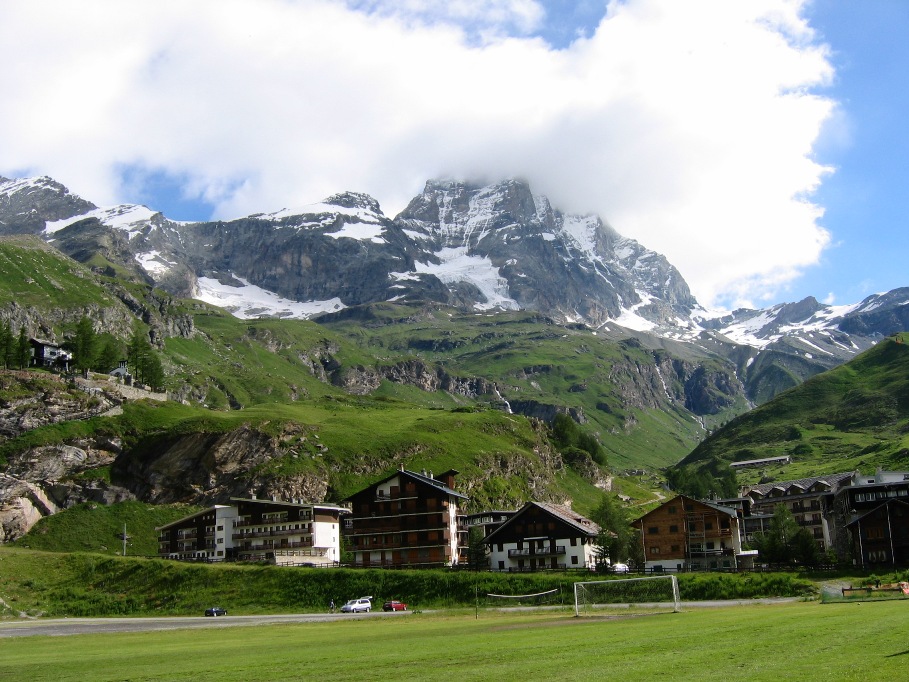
[240,540,314,551]
[231,528,313,540]
[346,523,449,536]
[508,546,566,558]
[234,517,311,528]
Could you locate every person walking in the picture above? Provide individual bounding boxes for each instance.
[329,599,336,613]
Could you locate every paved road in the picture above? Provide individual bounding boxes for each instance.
[0,599,799,639]
[0,610,407,638]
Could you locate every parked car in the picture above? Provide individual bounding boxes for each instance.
[382,600,407,612]
[340,597,372,613]
[611,563,630,573]
[204,607,227,617]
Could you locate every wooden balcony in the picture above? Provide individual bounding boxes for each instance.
[508,546,566,558]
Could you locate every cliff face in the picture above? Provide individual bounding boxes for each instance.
[111,423,331,506]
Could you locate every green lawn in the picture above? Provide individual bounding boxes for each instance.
[1,601,906,681]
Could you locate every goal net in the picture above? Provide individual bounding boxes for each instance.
[573,576,681,616]
[484,588,563,609]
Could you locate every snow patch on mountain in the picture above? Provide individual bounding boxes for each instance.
[260,201,384,226]
[195,275,345,319]
[325,222,386,243]
[44,204,159,237]
[0,176,58,197]
[435,185,502,245]
[415,247,518,311]
[610,292,658,332]
[137,250,176,276]
[559,214,600,261]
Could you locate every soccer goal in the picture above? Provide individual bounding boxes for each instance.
[573,575,681,616]
[484,588,563,609]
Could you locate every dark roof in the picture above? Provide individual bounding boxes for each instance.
[845,498,909,527]
[700,499,740,517]
[633,495,738,523]
[745,472,854,497]
[343,468,468,501]
[484,501,600,543]
[154,504,233,531]
[230,497,349,513]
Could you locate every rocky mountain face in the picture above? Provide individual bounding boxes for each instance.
[395,179,697,326]
[1,174,908,404]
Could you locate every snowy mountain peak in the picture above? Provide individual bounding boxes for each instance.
[323,191,383,215]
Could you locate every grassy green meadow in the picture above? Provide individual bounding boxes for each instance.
[677,334,909,481]
[0,548,817,619]
[1,601,907,681]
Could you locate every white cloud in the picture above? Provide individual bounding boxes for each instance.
[0,0,834,308]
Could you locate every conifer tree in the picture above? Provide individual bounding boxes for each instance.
[72,316,97,373]
[0,321,12,368]
[16,326,31,369]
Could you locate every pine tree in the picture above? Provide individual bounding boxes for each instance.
[590,492,638,568]
[96,337,123,374]
[16,326,31,369]
[72,316,97,373]
[0,321,12,368]
[143,351,165,391]
[127,324,165,390]
[127,325,152,383]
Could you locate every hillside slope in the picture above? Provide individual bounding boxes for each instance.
[673,334,909,485]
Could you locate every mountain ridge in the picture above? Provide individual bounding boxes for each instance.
[2,174,908,407]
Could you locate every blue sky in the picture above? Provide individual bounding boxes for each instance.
[1,1,905,311]
[795,1,909,305]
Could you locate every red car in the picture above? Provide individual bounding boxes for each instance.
[382,600,407,612]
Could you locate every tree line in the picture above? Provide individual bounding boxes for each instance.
[0,317,165,391]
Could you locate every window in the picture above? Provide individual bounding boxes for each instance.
[498,560,505,570]
[648,526,659,535]
[670,545,680,553]
[706,542,715,550]
[669,524,679,533]
[570,538,577,546]
[571,556,578,565]
[705,522,713,530]
[649,546,660,555]
[668,506,677,514]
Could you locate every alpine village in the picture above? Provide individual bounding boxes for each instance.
[2,175,909,618]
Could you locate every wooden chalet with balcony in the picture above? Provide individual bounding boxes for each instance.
[632,495,742,571]
[845,499,909,567]
[483,501,600,572]
[342,468,468,568]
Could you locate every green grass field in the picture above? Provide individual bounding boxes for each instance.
[1,601,907,681]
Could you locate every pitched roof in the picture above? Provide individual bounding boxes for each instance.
[483,501,600,543]
[633,495,738,523]
[344,468,468,501]
[745,472,854,497]
[845,498,909,527]
[154,504,233,531]
[533,502,601,535]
